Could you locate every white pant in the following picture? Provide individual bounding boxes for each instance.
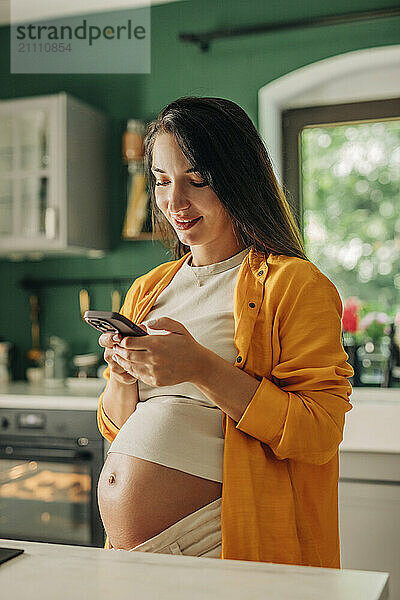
[105,496,222,558]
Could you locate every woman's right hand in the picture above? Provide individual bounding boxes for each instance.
[98,332,139,385]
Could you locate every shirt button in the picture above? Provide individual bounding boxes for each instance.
[258,270,263,276]
[249,302,255,308]
[236,356,242,363]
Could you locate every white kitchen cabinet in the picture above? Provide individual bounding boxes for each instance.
[0,92,110,258]
[339,451,400,600]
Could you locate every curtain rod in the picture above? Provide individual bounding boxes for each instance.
[179,7,400,52]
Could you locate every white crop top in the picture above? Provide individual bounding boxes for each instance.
[107,246,251,483]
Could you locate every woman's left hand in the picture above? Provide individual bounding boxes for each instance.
[111,317,209,387]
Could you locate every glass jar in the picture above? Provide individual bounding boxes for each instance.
[72,354,99,378]
[342,332,357,386]
[356,336,391,386]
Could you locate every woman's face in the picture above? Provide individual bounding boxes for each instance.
[151,132,244,266]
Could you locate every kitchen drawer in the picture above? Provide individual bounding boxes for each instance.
[339,451,400,483]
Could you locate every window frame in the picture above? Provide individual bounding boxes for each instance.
[281,97,400,235]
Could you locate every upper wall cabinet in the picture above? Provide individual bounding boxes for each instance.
[0,92,110,259]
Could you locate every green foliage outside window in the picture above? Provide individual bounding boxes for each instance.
[301,119,400,325]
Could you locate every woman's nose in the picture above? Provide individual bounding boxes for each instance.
[167,183,191,213]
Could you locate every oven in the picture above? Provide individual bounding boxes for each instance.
[0,407,105,547]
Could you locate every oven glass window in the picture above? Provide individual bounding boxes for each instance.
[0,459,92,544]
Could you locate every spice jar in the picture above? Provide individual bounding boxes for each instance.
[72,353,99,378]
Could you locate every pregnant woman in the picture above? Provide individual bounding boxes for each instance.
[96,96,354,566]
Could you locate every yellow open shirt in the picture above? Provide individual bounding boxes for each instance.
[97,247,354,568]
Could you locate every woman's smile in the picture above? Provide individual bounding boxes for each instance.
[172,215,203,230]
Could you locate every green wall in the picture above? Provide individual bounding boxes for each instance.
[1,0,399,379]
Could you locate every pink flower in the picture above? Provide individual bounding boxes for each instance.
[360,312,391,330]
[360,312,376,331]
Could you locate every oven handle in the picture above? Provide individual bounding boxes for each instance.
[0,446,93,461]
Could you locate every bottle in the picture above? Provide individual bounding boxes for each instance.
[0,342,12,385]
[122,119,145,164]
[44,336,69,388]
[121,120,149,238]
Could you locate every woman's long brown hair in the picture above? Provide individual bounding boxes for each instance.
[143,96,309,262]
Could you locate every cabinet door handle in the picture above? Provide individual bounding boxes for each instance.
[45,207,58,239]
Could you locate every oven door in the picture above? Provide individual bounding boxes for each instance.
[0,440,105,547]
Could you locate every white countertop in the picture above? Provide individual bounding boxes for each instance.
[0,381,102,410]
[341,388,400,453]
[0,538,389,600]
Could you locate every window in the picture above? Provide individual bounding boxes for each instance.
[282,98,400,386]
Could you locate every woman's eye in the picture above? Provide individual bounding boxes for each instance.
[155,180,208,188]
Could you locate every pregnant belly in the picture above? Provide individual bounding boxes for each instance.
[97,452,222,550]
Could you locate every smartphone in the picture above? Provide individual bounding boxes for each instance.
[83,311,148,337]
